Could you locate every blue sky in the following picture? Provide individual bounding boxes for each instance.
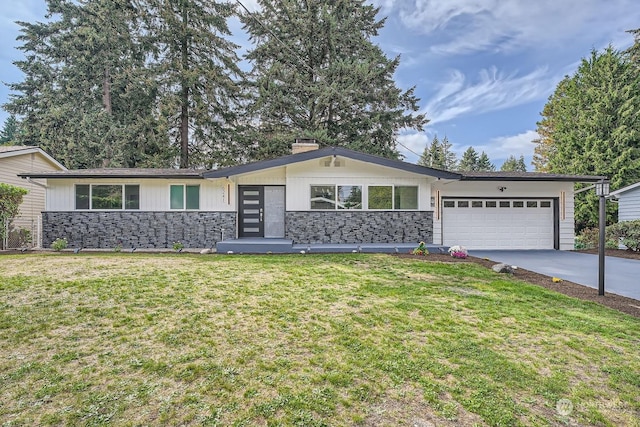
[0,0,638,168]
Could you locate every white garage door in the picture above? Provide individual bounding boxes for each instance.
[442,199,555,249]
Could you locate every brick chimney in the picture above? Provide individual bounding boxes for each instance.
[292,138,319,154]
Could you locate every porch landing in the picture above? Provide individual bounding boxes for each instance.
[215,238,448,254]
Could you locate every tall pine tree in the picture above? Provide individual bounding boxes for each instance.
[501,155,527,172]
[533,46,640,229]
[242,0,426,159]
[141,0,246,168]
[5,0,171,168]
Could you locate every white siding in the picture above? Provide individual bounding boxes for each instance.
[285,157,434,211]
[618,187,640,221]
[432,181,575,250]
[47,178,233,211]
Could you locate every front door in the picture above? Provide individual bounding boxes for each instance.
[239,186,264,237]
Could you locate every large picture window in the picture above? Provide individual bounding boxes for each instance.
[394,186,418,210]
[170,185,200,210]
[310,185,362,210]
[75,184,140,210]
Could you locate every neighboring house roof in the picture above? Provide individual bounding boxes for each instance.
[0,145,67,171]
[18,168,203,179]
[609,181,640,198]
[203,147,462,179]
[459,170,605,182]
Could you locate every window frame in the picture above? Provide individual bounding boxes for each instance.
[310,184,363,210]
[170,184,200,210]
[74,184,140,211]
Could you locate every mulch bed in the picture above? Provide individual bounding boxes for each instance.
[397,253,640,319]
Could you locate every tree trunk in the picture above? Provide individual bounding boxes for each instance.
[179,6,189,168]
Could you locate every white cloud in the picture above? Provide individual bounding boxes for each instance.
[423,66,556,125]
[388,0,638,55]
[471,130,540,167]
[397,131,429,163]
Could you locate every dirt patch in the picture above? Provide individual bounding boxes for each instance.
[396,253,640,319]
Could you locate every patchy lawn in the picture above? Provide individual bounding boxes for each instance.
[0,253,638,426]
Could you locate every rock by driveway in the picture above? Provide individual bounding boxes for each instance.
[469,250,640,300]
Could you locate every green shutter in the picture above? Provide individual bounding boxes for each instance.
[170,185,184,209]
[186,185,200,210]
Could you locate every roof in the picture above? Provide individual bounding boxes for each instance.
[202,146,462,180]
[15,146,605,183]
[0,145,67,170]
[609,181,640,198]
[459,170,605,182]
[18,168,203,179]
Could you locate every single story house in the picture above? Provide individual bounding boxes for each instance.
[1,145,66,248]
[608,182,640,222]
[19,143,602,251]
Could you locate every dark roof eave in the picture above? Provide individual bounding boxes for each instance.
[17,172,204,179]
[203,147,462,180]
[460,175,606,182]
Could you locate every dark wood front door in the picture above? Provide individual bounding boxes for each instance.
[239,186,264,237]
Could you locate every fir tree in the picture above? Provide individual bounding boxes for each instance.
[242,0,427,159]
[458,147,479,171]
[0,116,19,144]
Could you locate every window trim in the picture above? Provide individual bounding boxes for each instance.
[74,184,140,211]
[169,184,200,210]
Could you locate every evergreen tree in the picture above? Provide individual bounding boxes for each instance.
[242,0,427,159]
[0,116,19,144]
[5,0,172,168]
[440,136,458,170]
[458,147,479,171]
[533,45,640,229]
[501,154,527,172]
[477,151,495,171]
[418,135,457,170]
[142,0,245,168]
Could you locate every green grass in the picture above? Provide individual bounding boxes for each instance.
[0,253,638,426]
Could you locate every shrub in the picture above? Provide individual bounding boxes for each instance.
[0,183,28,244]
[51,238,68,251]
[607,220,640,251]
[575,227,617,250]
[412,241,429,256]
[172,241,184,251]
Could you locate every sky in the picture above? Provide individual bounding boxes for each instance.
[0,0,638,169]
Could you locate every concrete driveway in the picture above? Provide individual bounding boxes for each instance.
[469,250,640,300]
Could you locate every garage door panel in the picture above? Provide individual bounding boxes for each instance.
[443,198,554,249]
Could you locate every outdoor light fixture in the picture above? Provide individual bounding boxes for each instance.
[595,180,610,197]
[596,179,610,296]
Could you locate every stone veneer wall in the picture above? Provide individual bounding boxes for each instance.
[42,211,236,249]
[285,211,433,244]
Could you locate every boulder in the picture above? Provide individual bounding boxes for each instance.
[492,263,514,274]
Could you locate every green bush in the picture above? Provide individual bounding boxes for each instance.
[607,220,640,251]
[575,227,618,250]
[51,238,68,251]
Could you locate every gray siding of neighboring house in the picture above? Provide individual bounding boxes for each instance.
[285,211,433,244]
[618,187,640,222]
[42,211,236,249]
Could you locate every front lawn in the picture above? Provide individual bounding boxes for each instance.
[0,253,638,426]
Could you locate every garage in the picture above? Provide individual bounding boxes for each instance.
[442,198,557,249]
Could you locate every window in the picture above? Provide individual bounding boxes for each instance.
[513,201,524,208]
[499,201,510,208]
[486,201,497,208]
[457,201,469,208]
[472,201,483,208]
[394,186,418,210]
[310,185,335,209]
[443,200,455,208]
[310,185,362,210]
[540,201,551,208]
[527,201,538,208]
[75,184,139,210]
[368,186,393,209]
[75,185,90,209]
[170,185,200,210]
